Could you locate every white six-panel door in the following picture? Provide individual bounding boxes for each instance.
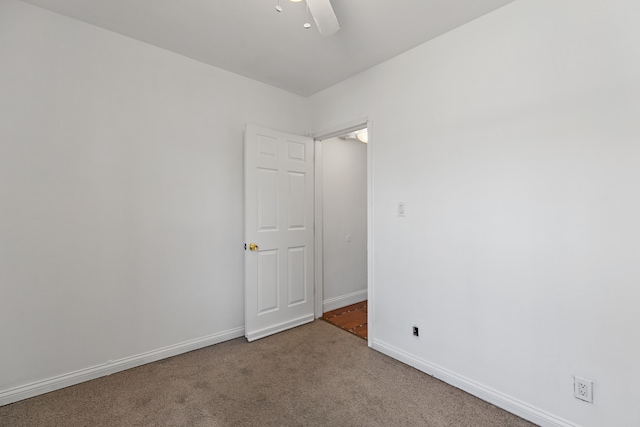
[244,125,315,341]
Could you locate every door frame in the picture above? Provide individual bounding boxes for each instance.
[311,118,374,347]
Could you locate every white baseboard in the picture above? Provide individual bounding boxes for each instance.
[372,339,577,427]
[0,326,245,407]
[323,290,367,313]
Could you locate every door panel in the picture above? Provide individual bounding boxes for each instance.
[257,168,278,231]
[287,246,306,305]
[288,172,306,228]
[257,250,279,314]
[244,124,314,341]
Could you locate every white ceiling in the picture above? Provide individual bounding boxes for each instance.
[20,0,517,96]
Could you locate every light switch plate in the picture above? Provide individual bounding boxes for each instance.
[398,202,406,217]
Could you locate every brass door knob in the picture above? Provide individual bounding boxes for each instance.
[249,243,259,251]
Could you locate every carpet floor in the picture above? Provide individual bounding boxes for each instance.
[0,321,537,427]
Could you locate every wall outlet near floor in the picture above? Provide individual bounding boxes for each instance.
[574,376,593,403]
[412,326,419,337]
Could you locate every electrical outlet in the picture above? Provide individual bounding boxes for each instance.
[412,326,419,337]
[574,376,593,403]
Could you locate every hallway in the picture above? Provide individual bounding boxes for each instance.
[321,301,367,339]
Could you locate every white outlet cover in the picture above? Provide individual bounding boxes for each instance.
[574,376,593,403]
[398,202,406,217]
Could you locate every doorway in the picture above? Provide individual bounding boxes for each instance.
[244,122,372,343]
[314,123,370,340]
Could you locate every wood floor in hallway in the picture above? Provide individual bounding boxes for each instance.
[321,301,367,340]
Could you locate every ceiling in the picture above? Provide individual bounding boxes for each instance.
[20,0,517,96]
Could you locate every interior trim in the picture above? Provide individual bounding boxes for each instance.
[372,339,577,427]
[322,290,368,313]
[0,326,245,407]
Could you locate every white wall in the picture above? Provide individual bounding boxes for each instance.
[309,1,640,426]
[3,0,639,424]
[321,137,367,312]
[0,0,307,402]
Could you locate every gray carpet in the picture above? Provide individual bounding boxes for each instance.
[0,321,536,426]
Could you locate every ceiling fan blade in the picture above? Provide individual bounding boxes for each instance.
[306,0,340,36]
